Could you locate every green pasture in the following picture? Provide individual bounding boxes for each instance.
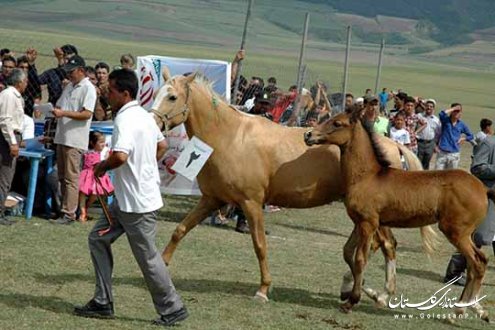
[1,196,495,330]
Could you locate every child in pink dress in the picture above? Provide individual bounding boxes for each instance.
[78,131,114,222]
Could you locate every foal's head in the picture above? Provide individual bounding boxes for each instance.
[304,112,354,147]
[151,67,196,134]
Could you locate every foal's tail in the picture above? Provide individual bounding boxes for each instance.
[420,225,439,258]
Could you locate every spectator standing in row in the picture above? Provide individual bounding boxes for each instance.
[389,112,410,147]
[120,54,135,70]
[0,56,16,92]
[95,62,111,119]
[389,91,407,118]
[416,99,441,169]
[435,103,474,170]
[402,96,426,154]
[362,95,389,137]
[475,118,493,145]
[74,69,188,326]
[378,88,390,115]
[52,55,96,224]
[17,51,41,117]
[0,69,27,225]
[39,45,78,106]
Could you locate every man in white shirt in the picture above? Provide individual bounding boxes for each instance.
[417,99,441,169]
[51,55,96,224]
[0,68,27,225]
[74,69,188,326]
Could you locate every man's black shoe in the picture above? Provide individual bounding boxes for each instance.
[235,222,250,234]
[50,214,75,225]
[153,307,189,327]
[74,299,115,319]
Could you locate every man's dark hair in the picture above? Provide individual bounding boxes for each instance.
[109,69,138,99]
[251,76,264,87]
[2,55,16,66]
[95,62,110,72]
[16,55,29,66]
[289,85,297,91]
[267,77,276,84]
[480,118,492,130]
[0,48,11,57]
[345,93,354,99]
[61,44,78,55]
[396,92,408,101]
[451,102,462,108]
[404,96,416,104]
[85,66,96,75]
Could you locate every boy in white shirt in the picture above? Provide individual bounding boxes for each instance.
[389,112,410,147]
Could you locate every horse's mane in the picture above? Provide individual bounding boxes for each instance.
[348,106,392,168]
[194,72,227,103]
[192,74,257,115]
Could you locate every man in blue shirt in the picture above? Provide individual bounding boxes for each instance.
[434,103,474,170]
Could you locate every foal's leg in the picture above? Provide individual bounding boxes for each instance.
[162,196,223,264]
[362,226,397,307]
[452,236,488,322]
[341,221,376,313]
[340,228,358,301]
[239,199,271,302]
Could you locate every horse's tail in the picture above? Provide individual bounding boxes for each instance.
[397,143,423,171]
[420,225,439,258]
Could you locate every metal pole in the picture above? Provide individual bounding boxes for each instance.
[341,26,351,112]
[232,0,253,104]
[296,12,310,94]
[374,38,385,94]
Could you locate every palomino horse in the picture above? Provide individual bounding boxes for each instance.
[151,71,431,302]
[304,111,491,321]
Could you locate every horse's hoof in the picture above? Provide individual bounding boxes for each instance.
[340,302,353,314]
[253,291,269,303]
[374,298,387,308]
[340,291,351,301]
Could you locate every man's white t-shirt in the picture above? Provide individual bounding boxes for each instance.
[54,77,96,151]
[112,100,165,213]
[390,127,411,146]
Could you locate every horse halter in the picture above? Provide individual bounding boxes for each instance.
[152,83,191,135]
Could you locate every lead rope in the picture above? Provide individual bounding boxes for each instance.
[94,175,114,236]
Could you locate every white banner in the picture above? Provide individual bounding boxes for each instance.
[137,55,230,195]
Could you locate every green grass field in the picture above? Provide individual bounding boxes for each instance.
[1,197,495,330]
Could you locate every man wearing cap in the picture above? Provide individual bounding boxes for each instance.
[362,95,389,137]
[51,55,96,224]
[416,99,441,169]
[0,68,28,225]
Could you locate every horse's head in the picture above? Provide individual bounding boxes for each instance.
[304,112,353,147]
[151,67,196,134]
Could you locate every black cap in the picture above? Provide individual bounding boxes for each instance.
[255,92,272,105]
[62,55,85,73]
[61,44,78,55]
